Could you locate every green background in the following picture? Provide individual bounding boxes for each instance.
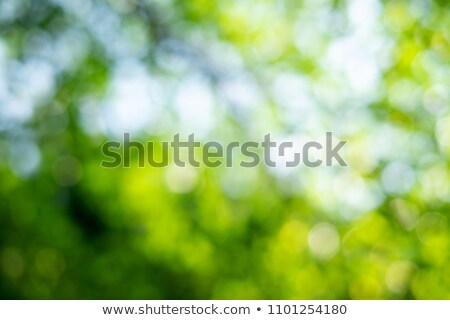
[0,0,449,299]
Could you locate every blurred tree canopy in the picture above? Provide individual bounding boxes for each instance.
[0,0,449,299]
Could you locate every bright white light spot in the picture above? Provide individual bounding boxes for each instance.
[102,60,161,137]
[272,73,316,128]
[174,76,215,138]
[326,36,381,97]
[222,74,261,111]
[308,223,340,260]
[347,0,381,34]
[381,161,415,194]
[334,173,384,218]
[0,97,33,130]
[12,59,55,102]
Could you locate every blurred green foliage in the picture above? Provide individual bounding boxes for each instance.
[0,0,449,299]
